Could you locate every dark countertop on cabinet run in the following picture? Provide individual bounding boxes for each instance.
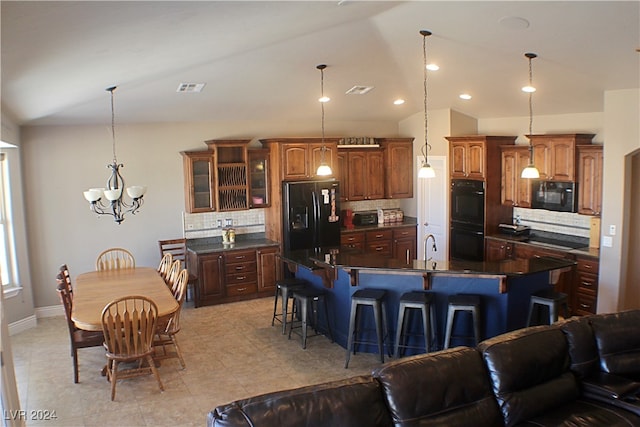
[281,247,576,277]
[186,233,279,255]
[341,216,417,233]
[485,233,599,259]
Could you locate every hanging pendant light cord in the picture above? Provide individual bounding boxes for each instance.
[107,86,118,164]
[528,56,533,137]
[321,68,326,146]
[421,30,431,161]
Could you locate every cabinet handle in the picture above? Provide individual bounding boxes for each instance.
[375,247,384,251]
[234,256,245,260]
[406,249,410,264]
[580,303,592,309]
[236,276,246,280]
[375,234,383,238]
[582,281,592,287]
[237,287,248,292]
[235,266,244,271]
[584,264,592,269]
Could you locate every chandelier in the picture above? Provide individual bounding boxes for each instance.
[83,86,146,224]
[418,30,435,179]
[315,64,333,177]
[520,52,540,179]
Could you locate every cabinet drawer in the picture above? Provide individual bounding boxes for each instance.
[226,282,258,297]
[576,271,598,295]
[341,232,365,245]
[577,258,599,273]
[226,261,256,275]
[366,230,393,241]
[366,241,392,256]
[226,271,257,285]
[575,292,597,315]
[224,250,256,264]
[392,227,417,239]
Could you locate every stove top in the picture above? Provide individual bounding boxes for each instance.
[525,235,587,250]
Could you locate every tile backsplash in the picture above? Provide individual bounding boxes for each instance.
[184,209,265,239]
[342,199,401,212]
[513,207,591,238]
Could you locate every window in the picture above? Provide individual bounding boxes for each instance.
[0,152,19,295]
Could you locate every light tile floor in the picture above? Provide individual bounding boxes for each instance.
[10,297,383,426]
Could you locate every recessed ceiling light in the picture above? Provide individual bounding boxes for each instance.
[177,83,206,93]
[459,93,472,100]
[393,99,405,105]
[426,64,439,71]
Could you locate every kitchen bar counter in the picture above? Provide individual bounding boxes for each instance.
[281,247,575,354]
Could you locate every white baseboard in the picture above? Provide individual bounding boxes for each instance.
[8,304,64,336]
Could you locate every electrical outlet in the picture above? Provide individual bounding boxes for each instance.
[186,224,194,230]
[602,236,613,247]
[609,225,616,235]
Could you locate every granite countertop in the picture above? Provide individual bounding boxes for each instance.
[186,233,279,255]
[341,216,418,233]
[281,247,576,277]
[485,233,599,259]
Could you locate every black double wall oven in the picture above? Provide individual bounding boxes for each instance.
[450,179,485,261]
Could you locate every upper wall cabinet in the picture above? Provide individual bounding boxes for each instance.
[182,151,216,213]
[528,134,594,182]
[205,139,251,211]
[271,139,339,181]
[501,145,533,208]
[447,136,516,181]
[344,148,385,201]
[379,138,414,199]
[577,144,603,216]
[249,149,270,208]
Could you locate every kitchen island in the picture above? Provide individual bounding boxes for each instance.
[281,247,576,354]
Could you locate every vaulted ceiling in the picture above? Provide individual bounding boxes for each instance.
[2,1,638,127]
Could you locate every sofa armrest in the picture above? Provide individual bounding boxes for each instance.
[581,372,640,399]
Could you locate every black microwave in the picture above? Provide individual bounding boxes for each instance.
[531,181,577,212]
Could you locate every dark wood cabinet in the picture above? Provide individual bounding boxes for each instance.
[501,145,532,208]
[450,139,486,179]
[341,231,365,250]
[345,149,385,201]
[188,245,279,307]
[336,151,348,202]
[392,226,417,263]
[485,239,514,261]
[279,140,338,181]
[528,134,595,182]
[577,145,603,216]
[574,256,599,315]
[181,151,216,213]
[379,138,414,199]
[206,139,251,211]
[248,149,270,208]
[365,230,393,256]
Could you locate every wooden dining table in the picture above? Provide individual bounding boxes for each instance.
[72,267,179,331]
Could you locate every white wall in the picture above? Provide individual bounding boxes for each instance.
[20,119,399,313]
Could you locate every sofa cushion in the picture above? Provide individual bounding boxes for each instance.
[559,316,600,378]
[207,375,393,427]
[589,309,640,380]
[373,347,503,427]
[513,399,640,426]
[478,326,579,427]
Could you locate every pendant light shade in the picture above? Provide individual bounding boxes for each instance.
[521,52,540,179]
[315,64,333,177]
[418,30,435,179]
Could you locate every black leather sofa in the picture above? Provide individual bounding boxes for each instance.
[208,310,640,427]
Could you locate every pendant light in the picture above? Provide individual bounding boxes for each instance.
[521,52,540,179]
[316,64,333,177]
[418,30,435,179]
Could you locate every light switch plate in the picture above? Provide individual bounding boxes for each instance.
[602,236,613,247]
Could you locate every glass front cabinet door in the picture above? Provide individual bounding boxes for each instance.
[249,149,270,208]
[181,151,215,213]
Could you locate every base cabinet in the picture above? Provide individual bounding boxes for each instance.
[574,256,599,315]
[341,225,417,261]
[188,245,279,307]
[392,226,417,263]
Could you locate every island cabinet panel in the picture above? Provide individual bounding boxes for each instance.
[365,229,393,256]
[577,145,603,216]
[528,134,595,182]
[574,256,599,316]
[485,239,514,262]
[379,138,414,199]
[501,145,532,208]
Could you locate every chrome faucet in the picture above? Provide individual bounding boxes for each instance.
[423,234,437,262]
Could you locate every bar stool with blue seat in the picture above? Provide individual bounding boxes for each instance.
[527,289,570,326]
[288,287,333,349]
[443,294,482,349]
[345,289,389,368]
[393,290,437,358]
[271,278,308,334]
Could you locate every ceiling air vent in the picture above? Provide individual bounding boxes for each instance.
[345,85,373,95]
[176,83,206,93]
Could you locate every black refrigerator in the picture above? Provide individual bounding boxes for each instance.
[282,180,341,252]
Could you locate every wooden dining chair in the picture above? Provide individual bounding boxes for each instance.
[101,295,163,400]
[158,238,198,301]
[57,264,74,298]
[157,252,173,281]
[154,269,188,369]
[96,247,135,271]
[164,259,181,289]
[56,269,104,383]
